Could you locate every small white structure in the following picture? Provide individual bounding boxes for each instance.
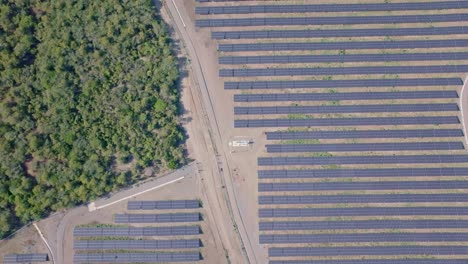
[229,140,251,147]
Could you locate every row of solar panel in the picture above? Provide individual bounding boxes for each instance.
[270,260,468,264]
[235,91,459,103]
[235,116,460,128]
[259,194,468,204]
[220,65,468,77]
[196,13,468,27]
[261,233,468,244]
[235,103,459,115]
[259,219,468,231]
[127,200,200,210]
[4,254,48,263]
[265,129,463,140]
[225,78,462,89]
[259,207,468,217]
[266,142,464,153]
[74,239,200,250]
[258,167,468,178]
[269,246,468,257]
[219,39,468,52]
[114,213,201,223]
[258,154,468,166]
[196,1,468,15]
[212,26,468,39]
[220,52,468,65]
[74,252,200,263]
[73,226,200,237]
[259,181,468,192]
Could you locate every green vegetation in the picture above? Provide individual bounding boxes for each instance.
[0,0,185,238]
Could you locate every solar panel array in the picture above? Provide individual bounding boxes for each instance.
[235,103,459,115]
[225,78,462,89]
[127,199,199,210]
[4,254,48,263]
[74,199,203,263]
[220,39,468,52]
[74,252,200,263]
[195,0,468,262]
[114,213,200,223]
[221,52,468,64]
[220,65,468,77]
[266,129,464,140]
[197,1,468,15]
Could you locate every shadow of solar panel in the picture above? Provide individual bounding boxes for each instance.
[259,181,468,192]
[74,239,200,250]
[258,154,468,166]
[220,65,468,77]
[269,259,468,264]
[220,39,468,52]
[266,141,464,153]
[225,78,462,89]
[268,246,468,256]
[259,193,468,204]
[259,219,468,231]
[235,103,459,115]
[196,13,468,27]
[265,129,463,140]
[114,213,200,223]
[259,207,468,217]
[260,233,468,244]
[197,1,468,15]
[73,226,200,237]
[220,52,468,64]
[73,252,200,263]
[236,116,459,128]
[4,254,48,263]
[127,200,200,210]
[212,26,468,39]
[258,167,468,179]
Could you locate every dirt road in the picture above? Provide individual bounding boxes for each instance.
[161,1,256,263]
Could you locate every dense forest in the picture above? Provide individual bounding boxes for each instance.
[0,0,185,237]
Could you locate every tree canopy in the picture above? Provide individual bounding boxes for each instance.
[0,0,185,238]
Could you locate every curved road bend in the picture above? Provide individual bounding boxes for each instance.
[163,1,256,263]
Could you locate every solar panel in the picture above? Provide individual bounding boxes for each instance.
[269,246,468,257]
[260,233,468,244]
[258,167,468,179]
[74,239,200,250]
[259,220,468,231]
[220,65,468,77]
[225,78,462,89]
[265,129,463,140]
[266,141,464,153]
[4,254,48,263]
[235,116,459,128]
[197,1,468,15]
[259,181,468,192]
[259,207,468,217]
[235,103,459,115]
[114,213,201,223]
[197,13,468,27]
[259,193,468,204]
[270,259,468,263]
[219,39,468,52]
[269,258,466,264]
[212,26,468,39]
[73,226,200,237]
[127,200,200,210]
[73,252,201,263]
[220,52,468,64]
[258,154,468,166]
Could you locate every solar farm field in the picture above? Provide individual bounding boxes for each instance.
[194,0,468,263]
